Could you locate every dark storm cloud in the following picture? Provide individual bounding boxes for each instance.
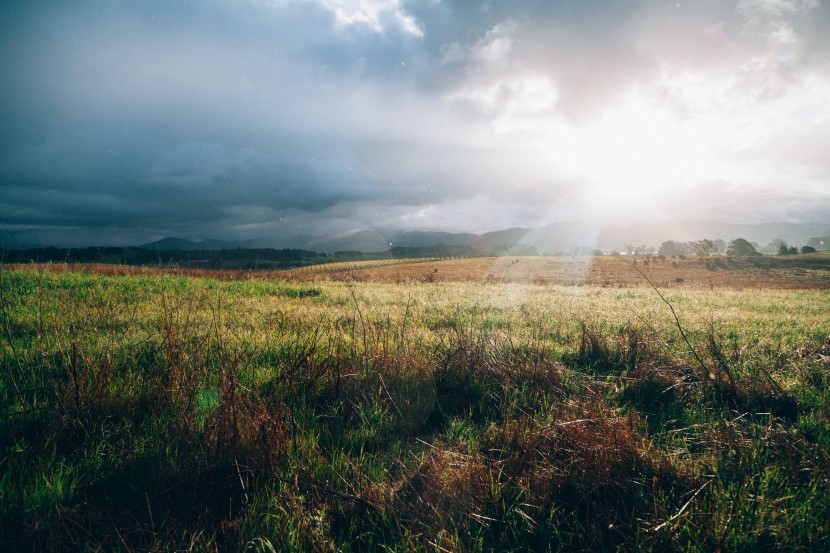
[0,0,408,244]
[1,0,829,246]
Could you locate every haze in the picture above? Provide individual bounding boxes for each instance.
[2,0,829,247]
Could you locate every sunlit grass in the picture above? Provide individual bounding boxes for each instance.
[289,257,438,274]
[1,265,828,551]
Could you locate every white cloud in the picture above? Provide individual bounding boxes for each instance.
[471,22,516,68]
[447,74,558,133]
[311,0,423,36]
[440,20,560,128]
[441,20,517,68]
[737,0,820,49]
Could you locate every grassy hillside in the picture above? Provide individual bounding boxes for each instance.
[1,265,829,551]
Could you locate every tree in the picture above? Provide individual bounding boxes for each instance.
[727,238,759,256]
[658,240,691,257]
[801,245,816,254]
[770,238,787,254]
[692,239,715,256]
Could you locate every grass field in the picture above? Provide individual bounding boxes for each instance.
[287,253,830,289]
[1,259,829,551]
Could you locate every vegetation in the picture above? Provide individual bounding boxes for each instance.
[726,238,760,257]
[1,262,829,551]
[807,237,829,251]
[657,239,726,257]
[288,253,830,289]
[4,234,820,272]
[1,242,515,271]
[390,245,484,258]
[2,247,331,270]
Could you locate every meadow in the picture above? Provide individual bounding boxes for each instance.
[1,257,829,551]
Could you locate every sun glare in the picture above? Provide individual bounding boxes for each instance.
[541,94,722,207]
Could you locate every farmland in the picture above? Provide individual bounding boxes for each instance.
[1,257,829,551]
[285,253,830,289]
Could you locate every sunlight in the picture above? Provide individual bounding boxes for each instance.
[543,94,722,205]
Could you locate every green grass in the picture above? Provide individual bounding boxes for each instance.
[1,266,829,551]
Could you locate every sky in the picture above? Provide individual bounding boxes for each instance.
[1,0,829,247]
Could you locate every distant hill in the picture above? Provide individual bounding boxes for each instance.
[137,221,830,255]
[139,237,237,251]
[387,230,481,248]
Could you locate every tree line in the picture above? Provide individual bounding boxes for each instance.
[657,238,819,257]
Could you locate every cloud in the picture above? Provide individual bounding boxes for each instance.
[309,0,423,36]
[1,0,829,247]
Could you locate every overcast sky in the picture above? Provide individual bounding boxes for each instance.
[2,0,829,246]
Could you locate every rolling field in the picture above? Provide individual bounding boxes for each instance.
[1,259,829,551]
[286,253,830,289]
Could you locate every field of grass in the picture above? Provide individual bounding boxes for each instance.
[285,253,830,290]
[1,261,829,551]
[289,258,440,274]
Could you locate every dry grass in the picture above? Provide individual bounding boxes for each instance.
[289,254,830,289]
[13,252,830,289]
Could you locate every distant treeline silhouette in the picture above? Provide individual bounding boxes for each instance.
[2,242,546,269]
[1,246,329,269]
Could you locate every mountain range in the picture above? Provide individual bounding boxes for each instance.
[140,221,830,254]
